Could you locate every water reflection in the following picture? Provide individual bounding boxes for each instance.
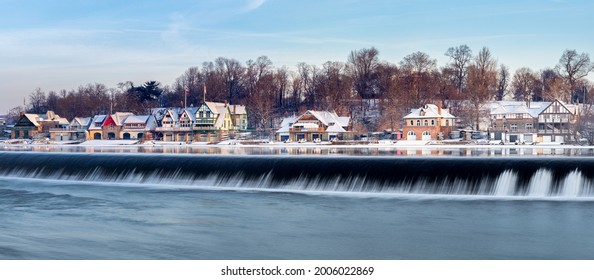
[1,143,594,157]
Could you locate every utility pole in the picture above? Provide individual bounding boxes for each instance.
[184,85,189,110]
[203,83,207,103]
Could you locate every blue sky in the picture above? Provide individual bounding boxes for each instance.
[1,0,593,114]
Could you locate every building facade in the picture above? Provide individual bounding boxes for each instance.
[402,103,456,141]
[488,100,578,143]
[276,110,351,142]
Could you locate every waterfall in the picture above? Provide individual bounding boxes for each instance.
[561,169,582,197]
[1,152,594,199]
[494,170,517,196]
[527,169,553,197]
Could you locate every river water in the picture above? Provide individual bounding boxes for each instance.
[1,145,593,259]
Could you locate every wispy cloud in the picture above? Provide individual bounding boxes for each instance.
[241,0,266,13]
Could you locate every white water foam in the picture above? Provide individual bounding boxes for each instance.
[527,169,553,197]
[1,166,593,200]
[494,170,517,196]
[561,169,583,197]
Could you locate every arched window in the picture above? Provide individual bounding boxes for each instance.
[431,120,435,126]
[446,120,450,126]
[410,120,413,126]
[424,120,428,126]
[416,120,420,126]
[408,131,416,136]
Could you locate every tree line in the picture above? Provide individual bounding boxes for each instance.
[10,46,594,133]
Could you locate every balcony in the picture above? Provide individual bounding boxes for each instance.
[538,129,570,134]
[290,127,324,133]
[195,119,216,125]
[156,126,192,132]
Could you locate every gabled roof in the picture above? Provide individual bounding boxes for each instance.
[123,115,156,130]
[162,109,179,122]
[110,112,134,126]
[276,115,298,134]
[89,115,107,129]
[542,99,575,115]
[404,104,455,119]
[229,105,247,115]
[202,101,222,115]
[180,108,198,122]
[124,115,150,124]
[74,117,92,127]
[24,114,41,127]
[487,101,549,117]
[276,110,350,134]
[213,104,230,128]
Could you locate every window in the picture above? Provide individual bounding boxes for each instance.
[410,120,413,126]
[424,120,428,126]
[526,123,533,131]
[510,124,518,131]
[431,120,435,126]
[206,112,211,118]
[416,120,420,126]
[199,111,204,118]
[446,120,449,126]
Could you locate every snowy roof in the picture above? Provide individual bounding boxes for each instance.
[76,117,92,126]
[214,104,230,128]
[404,104,455,119]
[181,108,198,121]
[276,110,350,134]
[276,115,298,133]
[229,105,247,115]
[56,117,69,125]
[110,112,134,126]
[89,115,107,129]
[307,110,350,128]
[124,115,150,124]
[487,101,550,117]
[24,114,41,126]
[163,109,179,122]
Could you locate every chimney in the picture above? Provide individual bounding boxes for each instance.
[437,101,443,115]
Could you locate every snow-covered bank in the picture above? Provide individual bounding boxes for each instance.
[79,140,139,146]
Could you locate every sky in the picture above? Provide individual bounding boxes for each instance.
[1,0,593,114]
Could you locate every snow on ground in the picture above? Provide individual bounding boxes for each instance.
[79,140,138,146]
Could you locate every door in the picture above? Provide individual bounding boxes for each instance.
[421,131,431,141]
[407,131,416,141]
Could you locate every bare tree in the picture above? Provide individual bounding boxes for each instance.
[496,64,510,101]
[375,62,401,132]
[540,69,568,101]
[28,88,47,113]
[511,67,539,103]
[215,57,245,103]
[347,47,380,99]
[556,49,594,103]
[465,47,498,129]
[399,51,437,109]
[445,45,472,94]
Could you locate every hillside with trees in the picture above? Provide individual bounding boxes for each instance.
[8,46,594,137]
